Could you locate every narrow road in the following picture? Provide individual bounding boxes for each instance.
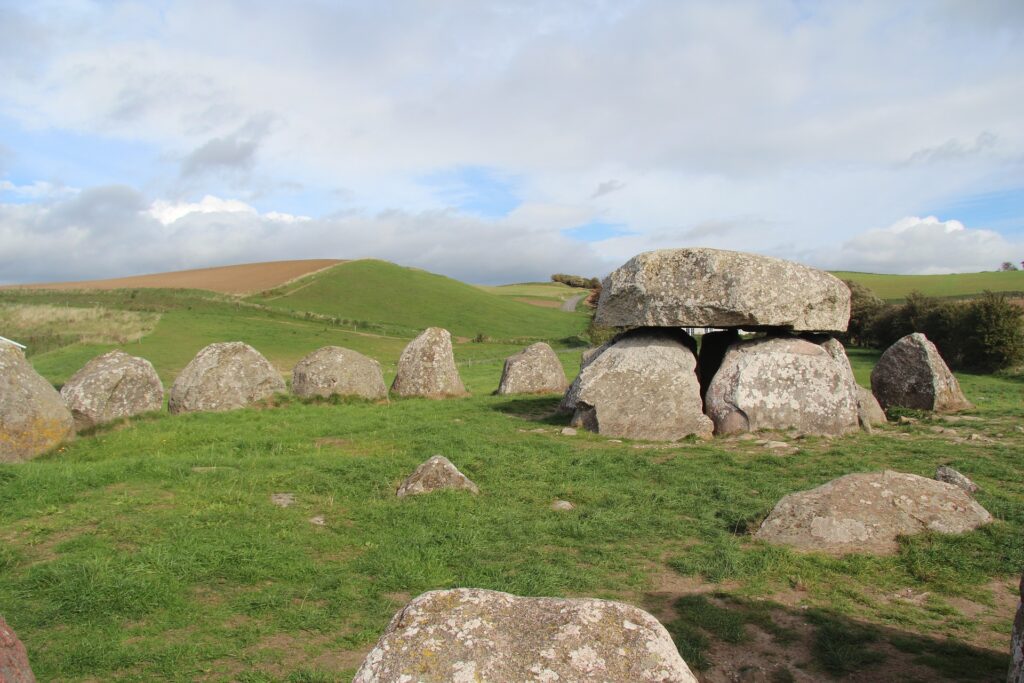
[561,293,587,312]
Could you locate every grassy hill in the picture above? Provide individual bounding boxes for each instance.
[475,281,589,309]
[252,260,589,341]
[835,270,1024,302]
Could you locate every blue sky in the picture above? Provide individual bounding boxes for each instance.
[1,0,1022,284]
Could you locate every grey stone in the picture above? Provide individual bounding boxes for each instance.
[558,341,613,414]
[60,350,163,431]
[497,342,568,395]
[755,470,992,555]
[935,465,979,495]
[560,427,577,436]
[390,327,466,398]
[0,616,36,683]
[353,588,698,683]
[168,342,286,414]
[291,346,386,400]
[705,336,859,436]
[1011,574,1023,683]
[0,344,74,462]
[595,248,851,332]
[551,499,576,511]
[570,329,712,441]
[396,455,479,498]
[271,493,295,508]
[856,384,887,428]
[871,333,971,412]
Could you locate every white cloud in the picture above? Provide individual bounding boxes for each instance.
[0,180,79,200]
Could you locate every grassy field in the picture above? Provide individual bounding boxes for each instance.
[836,270,1024,302]
[475,281,589,309]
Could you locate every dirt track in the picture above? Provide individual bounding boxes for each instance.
[5,259,345,295]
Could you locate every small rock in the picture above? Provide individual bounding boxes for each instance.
[308,515,326,526]
[763,441,790,450]
[898,416,918,425]
[1015,425,1023,433]
[935,466,979,495]
[560,427,577,436]
[608,439,623,443]
[551,500,576,511]
[271,493,295,508]
[396,456,479,498]
[737,433,757,441]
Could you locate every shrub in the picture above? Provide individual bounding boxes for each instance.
[551,274,600,289]
[839,279,885,347]
[958,292,1024,372]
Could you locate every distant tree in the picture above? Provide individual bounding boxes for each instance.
[999,261,1019,271]
[551,273,600,289]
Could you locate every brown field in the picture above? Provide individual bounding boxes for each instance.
[5,259,345,295]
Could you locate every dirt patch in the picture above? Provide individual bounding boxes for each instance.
[7,259,345,295]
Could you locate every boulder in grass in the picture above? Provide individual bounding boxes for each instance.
[755,470,992,555]
[0,344,74,463]
[0,616,36,683]
[353,588,698,683]
[291,346,387,400]
[570,329,712,441]
[396,455,479,498]
[168,342,286,414]
[60,350,164,431]
[1010,573,1023,683]
[496,342,567,395]
[390,327,466,398]
[870,333,971,412]
[935,465,979,495]
[595,248,851,333]
[705,336,859,436]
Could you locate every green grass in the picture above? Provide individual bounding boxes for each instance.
[0,348,1021,681]
[251,260,589,341]
[835,270,1024,302]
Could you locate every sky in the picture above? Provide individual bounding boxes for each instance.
[1,0,1022,285]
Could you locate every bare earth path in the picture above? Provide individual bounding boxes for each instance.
[560,293,586,312]
[4,259,345,295]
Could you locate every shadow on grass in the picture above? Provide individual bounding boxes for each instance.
[489,396,568,425]
[652,592,1008,681]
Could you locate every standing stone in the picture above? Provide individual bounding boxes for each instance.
[1011,573,1023,683]
[0,345,74,463]
[497,342,568,395]
[291,346,387,400]
[570,329,712,441]
[595,248,851,332]
[60,350,164,431]
[871,333,971,412]
[390,327,466,398]
[558,341,613,414]
[396,455,479,497]
[705,336,859,436]
[168,342,286,414]
[353,588,698,683]
[697,329,740,400]
[0,616,36,683]
[856,384,887,427]
[755,470,992,555]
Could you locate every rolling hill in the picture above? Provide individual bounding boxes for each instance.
[835,270,1024,302]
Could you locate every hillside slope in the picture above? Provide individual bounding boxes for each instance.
[836,270,1024,301]
[252,260,588,340]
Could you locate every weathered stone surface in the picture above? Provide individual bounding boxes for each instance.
[570,329,712,441]
[558,341,613,414]
[0,616,36,683]
[291,346,386,400]
[168,342,285,414]
[705,336,859,436]
[697,329,740,400]
[935,465,979,495]
[595,248,851,332]
[497,342,567,395]
[396,455,479,498]
[1010,573,1023,683]
[60,350,163,431]
[755,470,992,554]
[390,327,466,398]
[871,333,971,412]
[856,384,887,428]
[0,345,74,462]
[353,588,697,683]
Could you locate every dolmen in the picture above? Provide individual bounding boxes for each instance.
[564,248,861,440]
[60,350,164,431]
[169,342,285,414]
[353,588,698,682]
[0,343,74,462]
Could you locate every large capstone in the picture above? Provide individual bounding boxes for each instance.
[0,616,36,683]
[704,336,859,436]
[755,470,992,555]
[570,329,712,441]
[396,455,479,498]
[353,588,698,683]
[595,248,851,333]
[60,350,164,431]
[497,342,567,395]
[390,327,466,398]
[870,333,971,412]
[0,344,74,462]
[291,346,387,400]
[168,342,286,414]
[1011,573,1023,683]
